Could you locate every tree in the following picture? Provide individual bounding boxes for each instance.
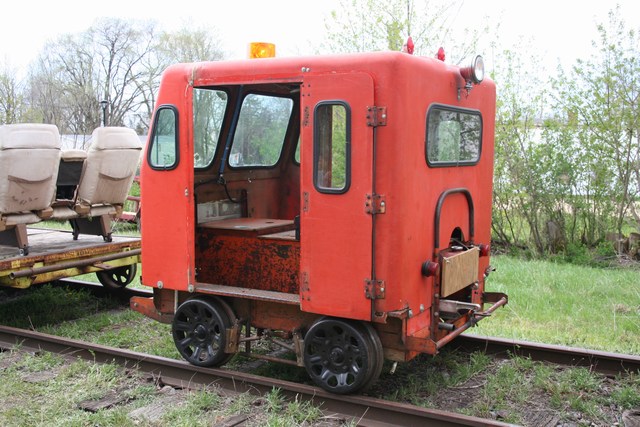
[551,6,640,238]
[25,18,157,142]
[0,64,24,123]
[137,23,226,132]
[25,19,226,140]
[321,0,484,64]
[491,46,551,253]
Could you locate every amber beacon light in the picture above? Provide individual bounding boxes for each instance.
[249,42,276,59]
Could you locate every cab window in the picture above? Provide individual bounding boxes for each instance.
[426,105,482,166]
[148,106,179,170]
[193,88,227,168]
[314,102,350,193]
[229,94,293,168]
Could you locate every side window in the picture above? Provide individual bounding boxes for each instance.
[426,105,482,167]
[193,88,227,168]
[229,94,293,168]
[148,106,178,170]
[314,102,350,193]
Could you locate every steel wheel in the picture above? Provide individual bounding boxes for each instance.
[96,264,137,290]
[172,298,232,367]
[358,322,384,392]
[303,317,375,394]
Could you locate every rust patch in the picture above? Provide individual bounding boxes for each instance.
[196,229,300,294]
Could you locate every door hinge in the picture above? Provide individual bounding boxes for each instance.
[366,106,387,127]
[365,279,386,300]
[365,194,386,214]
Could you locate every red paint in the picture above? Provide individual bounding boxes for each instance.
[136,50,504,361]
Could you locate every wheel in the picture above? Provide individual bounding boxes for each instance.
[172,298,232,367]
[358,322,384,392]
[303,317,377,394]
[96,264,137,290]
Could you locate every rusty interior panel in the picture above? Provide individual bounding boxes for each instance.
[196,218,299,294]
[440,247,479,298]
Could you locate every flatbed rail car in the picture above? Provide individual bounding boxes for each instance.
[0,123,143,290]
[0,228,140,290]
[131,46,507,394]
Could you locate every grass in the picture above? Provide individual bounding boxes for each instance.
[376,349,640,425]
[1,254,639,425]
[471,255,640,355]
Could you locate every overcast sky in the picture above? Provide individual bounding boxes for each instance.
[1,1,638,75]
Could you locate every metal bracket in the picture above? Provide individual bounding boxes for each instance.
[365,279,386,299]
[438,299,481,314]
[365,194,386,214]
[366,106,387,127]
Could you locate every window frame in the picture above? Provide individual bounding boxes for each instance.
[313,100,352,194]
[425,104,483,168]
[147,104,180,171]
[226,91,295,170]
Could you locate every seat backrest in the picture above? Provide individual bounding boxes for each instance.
[0,123,61,214]
[75,127,142,209]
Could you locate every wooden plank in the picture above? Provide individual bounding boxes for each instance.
[440,247,479,297]
[198,218,294,237]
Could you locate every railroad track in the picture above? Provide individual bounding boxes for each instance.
[0,324,512,427]
[57,278,640,377]
[3,279,638,425]
[454,334,640,376]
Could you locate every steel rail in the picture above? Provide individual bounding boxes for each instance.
[39,279,640,378]
[0,325,514,427]
[454,334,640,376]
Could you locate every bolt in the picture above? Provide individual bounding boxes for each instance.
[157,281,163,289]
[420,304,425,313]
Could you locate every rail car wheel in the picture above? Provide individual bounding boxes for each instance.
[172,298,232,367]
[96,264,137,290]
[359,322,384,392]
[303,317,378,394]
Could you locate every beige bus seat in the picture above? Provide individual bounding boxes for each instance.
[0,123,61,255]
[70,126,142,241]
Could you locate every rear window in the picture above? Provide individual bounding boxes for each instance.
[426,105,482,166]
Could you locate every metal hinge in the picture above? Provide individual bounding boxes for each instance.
[366,106,387,127]
[365,279,386,299]
[365,194,386,214]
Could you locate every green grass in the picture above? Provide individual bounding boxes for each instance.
[1,255,638,425]
[0,284,121,328]
[471,255,640,355]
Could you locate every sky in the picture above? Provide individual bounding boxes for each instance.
[1,0,639,76]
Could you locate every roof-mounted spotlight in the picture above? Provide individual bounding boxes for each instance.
[458,55,484,99]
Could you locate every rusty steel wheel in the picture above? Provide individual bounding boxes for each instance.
[172,298,232,367]
[303,317,376,394]
[96,264,137,290]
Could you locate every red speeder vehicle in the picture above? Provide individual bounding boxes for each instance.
[131,43,507,394]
